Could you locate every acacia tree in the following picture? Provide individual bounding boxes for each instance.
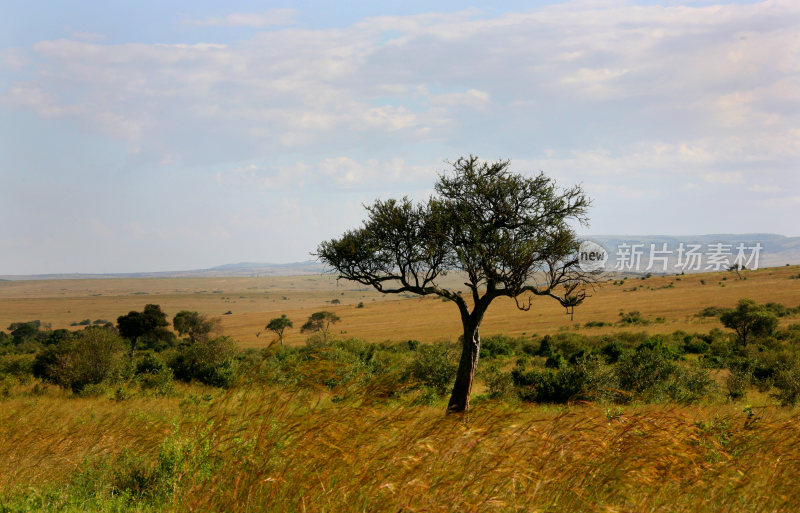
[173,310,220,344]
[117,304,171,355]
[720,298,778,347]
[266,314,293,346]
[317,156,593,412]
[300,311,340,342]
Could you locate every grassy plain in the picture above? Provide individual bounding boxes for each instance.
[1,265,799,347]
[2,265,800,511]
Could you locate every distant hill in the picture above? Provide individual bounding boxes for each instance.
[1,234,798,281]
[0,260,328,281]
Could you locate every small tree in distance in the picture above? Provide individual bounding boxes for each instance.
[720,298,779,347]
[317,156,594,412]
[117,304,172,355]
[173,310,220,344]
[301,311,340,343]
[266,314,293,346]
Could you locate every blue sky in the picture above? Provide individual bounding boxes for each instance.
[1,0,797,274]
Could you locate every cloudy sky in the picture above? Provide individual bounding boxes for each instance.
[1,0,798,274]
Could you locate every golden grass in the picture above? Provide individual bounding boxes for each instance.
[3,378,800,512]
[184,390,800,512]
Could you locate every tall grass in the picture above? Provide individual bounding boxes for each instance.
[178,383,800,512]
[2,371,800,512]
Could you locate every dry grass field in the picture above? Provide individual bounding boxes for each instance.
[2,381,800,512]
[2,265,800,512]
[2,265,798,347]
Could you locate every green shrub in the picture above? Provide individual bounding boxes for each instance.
[135,353,174,394]
[773,363,800,406]
[32,327,124,393]
[615,342,680,398]
[511,356,610,403]
[697,306,728,318]
[481,335,514,358]
[682,336,710,354]
[536,335,554,357]
[545,353,564,369]
[481,363,514,399]
[169,337,238,388]
[618,311,648,325]
[726,368,751,400]
[601,342,623,364]
[0,355,34,382]
[406,342,457,396]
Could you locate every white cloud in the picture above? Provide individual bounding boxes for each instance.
[747,184,782,193]
[700,171,744,184]
[1,48,28,70]
[219,156,437,190]
[3,0,798,191]
[187,9,297,28]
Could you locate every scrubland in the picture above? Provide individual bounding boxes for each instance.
[1,265,800,512]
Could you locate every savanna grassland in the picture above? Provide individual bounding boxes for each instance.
[2,264,799,347]
[1,265,800,512]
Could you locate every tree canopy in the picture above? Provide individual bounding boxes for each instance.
[173,310,219,344]
[317,156,593,412]
[720,298,779,346]
[266,314,293,346]
[117,304,172,354]
[300,311,340,342]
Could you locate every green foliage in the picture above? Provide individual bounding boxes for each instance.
[481,363,514,398]
[265,314,293,345]
[601,341,624,364]
[406,343,458,396]
[480,335,514,358]
[169,336,238,388]
[512,356,611,403]
[697,306,727,318]
[617,310,648,325]
[682,336,710,354]
[135,353,174,394]
[615,341,679,394]
[772,361,800,406]
[7,320,41,344]
[173,311,219,343]
[117,304,175,352]
[32,327,124,393]
[545,353,564,369]
[726,368,751,400]
[720,299,779,346]
[300,311,340,342]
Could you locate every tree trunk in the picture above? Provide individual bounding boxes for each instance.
[447,321,481,413]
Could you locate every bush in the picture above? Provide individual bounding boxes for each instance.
[169,337,238,388]
[405,343,457,396]
[135,353,174,394]
[697,306,727,318]
[0,355,34,382]
[481,335,514,358]
[726,368,751,400]
[536,336,554,357]
[511,356,610,403]
[682,336,710,354]
[32,327,124,393]
[773,363,800,406]
[615,342,680,398]
[615,340,713,403]
[545,353,564,369]
[618,311,648,325]
[601,341,623,364]
[481,363,514,399]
